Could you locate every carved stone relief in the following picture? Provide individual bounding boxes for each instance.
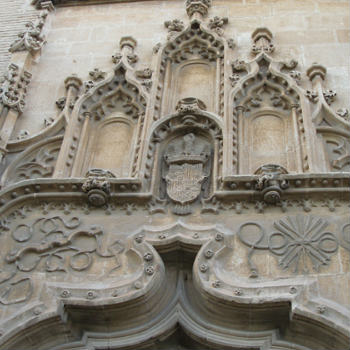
[162,133,211,214]
[1,136,62,186]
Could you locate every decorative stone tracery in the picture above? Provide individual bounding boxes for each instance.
[0,0,349,349]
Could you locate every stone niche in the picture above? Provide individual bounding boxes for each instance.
[87,114,135,177]
[246,110,295,173]
[172,61,216,113]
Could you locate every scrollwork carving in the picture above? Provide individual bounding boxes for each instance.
[238,215,339,275]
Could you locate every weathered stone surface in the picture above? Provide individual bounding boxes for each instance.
[0,0,349,349]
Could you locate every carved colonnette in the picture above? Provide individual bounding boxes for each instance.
[0,0,349,349]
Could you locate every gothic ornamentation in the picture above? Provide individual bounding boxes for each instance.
[185,0,212,18]
[238,215,339,276]
[208,16,228,36]
[0,64,31,113]
[82,168,115,207]
[251,27,275,54]
[9,10,48,54]
[163,133,211,215]
[255,164,289,204]
[2,137,62,186]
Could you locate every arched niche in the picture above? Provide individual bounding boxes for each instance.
[87,115,135,177]
[144,110,223,213]
[156,21,225,118]
[231,56,306,175]
[172,61,216,112]
[69,66,147,178]
[241,109,297,174]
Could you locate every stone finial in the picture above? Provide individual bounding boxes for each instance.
[306,63,327,82]
[251,27,275,55]
[64,74,83,91]
[119,36,137,51]
[185,0,212,19]
[112,36,138,65]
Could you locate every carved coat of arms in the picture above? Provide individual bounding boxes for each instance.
[164,133,210,214]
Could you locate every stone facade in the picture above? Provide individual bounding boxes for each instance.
[0,0,349,349]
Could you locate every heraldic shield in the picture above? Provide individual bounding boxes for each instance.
[166,163,205,204]
[163,133,210,212]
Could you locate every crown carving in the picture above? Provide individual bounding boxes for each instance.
[164,133,209,165]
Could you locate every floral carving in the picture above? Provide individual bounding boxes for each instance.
[305,90,318,103]
[0,64,31,113]
[208,16,228,36]
[270,216,338,272]
[9,10,48,54]
[323,90,336,105]
[135,68,153,91]
[89,68,106,81]
[164,19,184,38]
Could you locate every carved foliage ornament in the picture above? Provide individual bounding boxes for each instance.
[9,10,48,54]
[0,64,31,113]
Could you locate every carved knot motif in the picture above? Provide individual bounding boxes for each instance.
[186,0,212,18]
[9,10,48,54]
[255,164,289,204]
[175,97,206,115]
[82,169,115,207]
[164,133,211,215]
[208,16,228,36]
[0,64,31,113]
[251,27,275,55]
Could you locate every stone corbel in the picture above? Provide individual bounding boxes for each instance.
[82,169,115,207]
[254,164,289,204]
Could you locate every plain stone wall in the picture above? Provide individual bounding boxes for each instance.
[1,0,349,141]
